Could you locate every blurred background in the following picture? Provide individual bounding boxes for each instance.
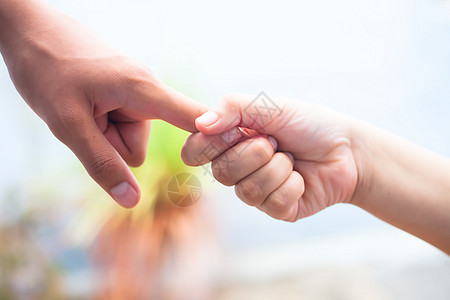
[1,0,449,299]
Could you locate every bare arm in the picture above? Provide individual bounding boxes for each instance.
[182,94,450,255]
[351,121,450,254]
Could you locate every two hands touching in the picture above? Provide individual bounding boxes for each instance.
[1,0,359,222]
[0,0,361,223]
[182,96,358,222]
[1,0,449,254]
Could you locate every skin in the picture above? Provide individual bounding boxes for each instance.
[182,94,450,255]
[1,1,448,255]
[0,0,207,208]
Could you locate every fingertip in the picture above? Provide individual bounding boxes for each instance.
[291,171,305,196]
[195,109,241,135]
[195,111,219,132]
[110,181,141,208]
[180,144,190,166]
[180,134,200,166]
[180,146,196,166]
[285,152,295,165]
[285,203,299,223]
[267,136,278,151]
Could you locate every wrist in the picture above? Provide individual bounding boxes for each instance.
[347,118,377,208]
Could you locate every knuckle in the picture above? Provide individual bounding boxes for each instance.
[86,154,118,180]
[267,190,290,212]
[180,135,198,166]
[221,93,241,104]
[235,179,262,206]
[264,193,292,220]
[282,206,298,223]
[293,171,305,192]
[251,139,272,163]
[282,215,297,223]
[221,93,244,113]
[121,63,156,87]
[211,157,234,186]
[181,133,213,166]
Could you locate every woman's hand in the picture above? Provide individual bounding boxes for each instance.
[182,93,450,254]
[182,94,358,221]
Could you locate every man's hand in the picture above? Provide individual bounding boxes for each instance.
[0,0,207,207]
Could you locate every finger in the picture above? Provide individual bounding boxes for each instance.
[50,106,141,208]
[181,126,257,166]
[104,119,151,167]
[212,136,278,186]
[195,93,284,135]
[135,81,209,133]
[258,171,305,222]
[235,152,293,207]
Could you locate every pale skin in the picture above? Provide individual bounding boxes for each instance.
[181,94,450,255]
[0,0,207,208]
[1,1,449,255]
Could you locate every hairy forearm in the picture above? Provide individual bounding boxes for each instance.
[351,120,450,254]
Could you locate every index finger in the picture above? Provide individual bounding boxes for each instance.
[181,127,257,166]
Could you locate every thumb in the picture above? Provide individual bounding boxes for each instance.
[50,108,141,208]
[195,93,283,135]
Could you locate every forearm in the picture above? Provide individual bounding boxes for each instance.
[0,0,55,58]
[351,120,450,254]
[0,0,119,108]
[0,0,109,66]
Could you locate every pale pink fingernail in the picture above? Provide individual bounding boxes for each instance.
[268,136,278,150]
[111,181,138,208]
[221,127,241,145]
[197,111,219,127]
[285,152,295,164]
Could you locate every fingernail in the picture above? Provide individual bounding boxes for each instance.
[197,111,219,127]
[268,136,278,150]
[111,182,138,208]
[221,127,241,145]
[285,152,295,164]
